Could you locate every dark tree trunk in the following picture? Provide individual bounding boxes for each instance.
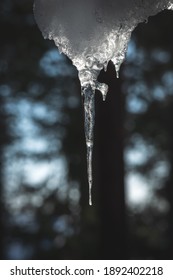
[0,157,4,259]
[95,62,127,259]
[166,101,173,259]
[167,180,173,259]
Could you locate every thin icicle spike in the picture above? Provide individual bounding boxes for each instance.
[82,85,95,205]
[87,144,93,206]
[89,182,92,206]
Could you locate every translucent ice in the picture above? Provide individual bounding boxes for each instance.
[34,0,173,205]
[34,0,173,82]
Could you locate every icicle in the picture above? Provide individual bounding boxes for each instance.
[82,85,95,205]
[34,0,173,206]
[95,81,108,101]
[116,69,119,79]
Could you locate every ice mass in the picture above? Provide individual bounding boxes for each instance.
[34,0,173,205]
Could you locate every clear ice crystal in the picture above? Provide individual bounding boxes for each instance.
[82,85,95,205]
[34,0,173,205]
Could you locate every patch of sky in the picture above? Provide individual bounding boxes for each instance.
[123,65,142,80]
[151,49,170,64]
[0,84,11,97]
[126,40,145,66]
[39,48,76,77]
[16,113,38,137]
[125,172,152,208]
[157,161,169,177]
[152,197,170,213]
[125,138,156,167]
[126,40,137,62]
[45,92,66,111]
[4,156,69,214]
[10,133,62,158]
[125,81,149,113]
[15,99,38,135]
[13,98,65,149]
[56,183,69,203]
[53,215,74,237]
[23,160,59,185]
[27,82,45,97]
[20,138,48,153]
[67,96,80,109]
[6,242,33,260]
[151,160,170,187]
[69,182,80,206]
[32,102,60,124]
[125,135,169,209]
[40,239,53,251]
[153,85,165,100]
[3,152,24,194]
[9,194,33,214]
[13,211,39,232]
[125,147,147,166]
[31,195,44,208]
[126,94,148,113]
[162,71,173,90]
[45,158,68,191]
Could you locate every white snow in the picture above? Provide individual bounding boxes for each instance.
[34,0,173,205]
[34,0,173,83]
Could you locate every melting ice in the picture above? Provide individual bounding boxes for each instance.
[34,0,173,205]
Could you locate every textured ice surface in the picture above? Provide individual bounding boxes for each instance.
[34,0,173,205]
[34,0,173,85]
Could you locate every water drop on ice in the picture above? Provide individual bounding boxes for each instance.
[34,0,173,205]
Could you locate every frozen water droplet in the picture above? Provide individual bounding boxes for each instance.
[115,68,120,79]
[95,81,108,101]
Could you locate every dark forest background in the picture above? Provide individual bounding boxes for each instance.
[0,0,173,259]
